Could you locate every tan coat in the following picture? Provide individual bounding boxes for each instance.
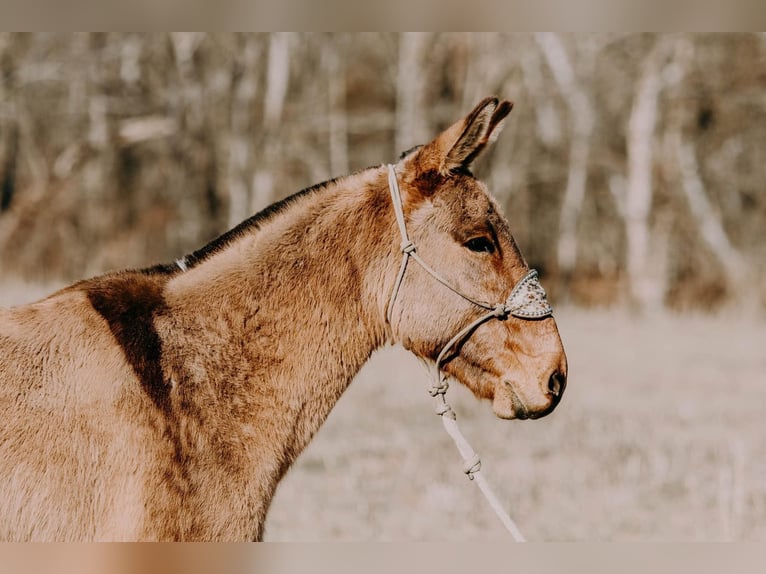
[0,97,566,540]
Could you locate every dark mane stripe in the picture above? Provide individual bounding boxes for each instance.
[184,177,340,269]
[140,173,356,277]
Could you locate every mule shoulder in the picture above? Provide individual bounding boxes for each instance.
[3,270,173,410]
[73,270,172,412]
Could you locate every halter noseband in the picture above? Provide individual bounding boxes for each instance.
[385,163,554,391]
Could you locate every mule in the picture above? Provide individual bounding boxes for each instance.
[0,97,567,541]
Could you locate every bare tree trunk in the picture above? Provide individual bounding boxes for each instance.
[324,36,348,178]
[227,36,260,228]
[674,138,746,279]
[118,34,143,89]
[252,32,290,213]
[67,33,89,124]
[534,33,596,281]
[623,36,670,311]
[0,33,17,213]
[663,36,748,302]
[395,33,430,155]
[0,34,57,278]
[460,33,511,113]
[170,33,206,131]
[263,33,290,130]
[520,44,563,149]
[169,33,207,246]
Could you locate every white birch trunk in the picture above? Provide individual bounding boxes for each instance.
[674,135,746,280]
[521,46,563,148]
[170,33,205,132]
[323,38,348,178]
[395,33,430,155]
[253,33,291,213]
[664,36,749,301]
[624,38,668,310]
[169,32,207,246]
[263,33,290,130]
[227,37,260,228]
[534,33,595,278]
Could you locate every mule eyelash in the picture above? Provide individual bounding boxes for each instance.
[464,237,495,254]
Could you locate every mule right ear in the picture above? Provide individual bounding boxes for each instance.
[415,96,513,175]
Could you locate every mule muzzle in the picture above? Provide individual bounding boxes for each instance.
[493,369,567,420]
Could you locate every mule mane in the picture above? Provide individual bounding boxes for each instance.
[141,168,373,276]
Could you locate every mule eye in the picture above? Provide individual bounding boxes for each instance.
[464,237,495,254]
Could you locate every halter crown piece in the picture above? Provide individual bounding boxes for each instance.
[384,163,554,542]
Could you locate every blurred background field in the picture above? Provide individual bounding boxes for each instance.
[263,308,766,541]
[1,33,765,541]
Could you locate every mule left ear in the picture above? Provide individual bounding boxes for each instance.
[419,96,513,175]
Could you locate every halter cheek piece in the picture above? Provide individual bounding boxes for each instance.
[384,163,554,542]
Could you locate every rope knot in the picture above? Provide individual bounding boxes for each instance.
[428,377,449,397]
[434,401,456,420]
[463,454,482,479]
[400,240,416,254]
[492,303,509,318]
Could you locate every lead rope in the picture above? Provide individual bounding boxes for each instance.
[385,164,543,542]
[431,316,527,542]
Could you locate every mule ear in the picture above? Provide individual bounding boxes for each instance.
[420,97,513,174]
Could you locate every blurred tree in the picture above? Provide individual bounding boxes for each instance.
[534,33,597,291]
[0,33,762,311]
[624,35,672,311]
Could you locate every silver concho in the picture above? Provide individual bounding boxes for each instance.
[504,269,553,319]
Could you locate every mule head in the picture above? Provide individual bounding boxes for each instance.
[388,96,568,420]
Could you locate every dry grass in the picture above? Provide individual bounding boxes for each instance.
[3,283,764,541]
[265,307,766,541]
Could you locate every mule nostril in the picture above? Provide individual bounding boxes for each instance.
[547,372,566,398]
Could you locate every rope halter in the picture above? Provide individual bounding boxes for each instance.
[384,163,554,541]
[385,163,553,359]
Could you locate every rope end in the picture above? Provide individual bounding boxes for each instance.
[463,454,482,479]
